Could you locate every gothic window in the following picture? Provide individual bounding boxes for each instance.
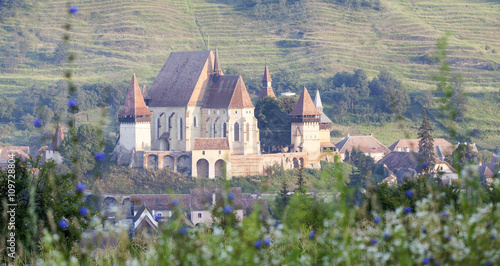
[178,118,183,140]
[211,123,215,138]
[234,122,239,141]
[246,123,250,141]
[156,117,161,139]
[194,116,197,127]
[221,123,227,138]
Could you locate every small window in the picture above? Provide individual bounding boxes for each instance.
[194,116,197,127]
[198,213,202,218]
[202,151,205,155]
[234,122,240,141]
[219,151,221,155]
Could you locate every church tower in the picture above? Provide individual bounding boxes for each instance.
[258,64,276,101]
[289,87,321,159]
[45,123,64,163]
[314,90,334,151]
[118,74,152,152]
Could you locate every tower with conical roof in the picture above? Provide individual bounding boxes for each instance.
[118,74,152,152]
[289,87,321,158]
[45,123,64,163]
[258,64,276,101]
[314,90,334,151]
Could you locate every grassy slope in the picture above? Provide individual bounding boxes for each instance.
[0,0,499,148]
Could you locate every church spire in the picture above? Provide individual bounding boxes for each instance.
[258,64,276,101]
[48,123,64,151]
[213,47,222,82]
[118,74,152,123]
[314,90,323,113]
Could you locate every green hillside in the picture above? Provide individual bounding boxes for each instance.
[0,0,499,149]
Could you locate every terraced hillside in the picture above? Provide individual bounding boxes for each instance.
[0,0,499,148]
[1,0,499,93]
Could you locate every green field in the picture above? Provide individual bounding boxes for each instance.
[0,0,499,149]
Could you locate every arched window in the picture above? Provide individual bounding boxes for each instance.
[178,118,183,140]
[246,123,250,141]
[234,122,239,141]
[222,123,227,138]
[193,116,197,127]
[156,117,161,139]
[211,123,215,138]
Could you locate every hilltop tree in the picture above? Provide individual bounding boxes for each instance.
[418,108,436,173]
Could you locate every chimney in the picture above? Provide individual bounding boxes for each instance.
[406,147,409,152]
[397,147,401,152]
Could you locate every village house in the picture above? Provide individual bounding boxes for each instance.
[334,134,390,161]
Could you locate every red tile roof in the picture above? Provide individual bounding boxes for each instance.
[289,87,321,116]
[118,74,152,118]
[193,138,230,150]
[258,87,277,101]
[203,75,254,109]
[148,50,212,107]
[388,138,455,154]
[335,135,390,154]
[377,151,419,171]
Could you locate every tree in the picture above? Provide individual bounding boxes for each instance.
[450,143,478,166]
[273,180,290,219]
[418,108,436,173]
[448,76,468,122]
[60,124,106,176]
[255,97,291,152]
[368,71,409,114]
[0,158,90,257]
[477,150,493,164]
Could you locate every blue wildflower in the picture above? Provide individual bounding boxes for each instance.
[68,98,78,108]
[492,235,496,240]
[76,182,85,192]
[274,221,280,227]
[442,212,448,218]
[423,257,430,265]
[486,261,492,266]
[434,263,440,266]
[69,5,78,14]
[33,118,42,128]
[487,221,492,228]
[172,198,179,206]
[254,240,262,249]
[422,227,427,233]
[404,207,412,214]
[422,162,429,168]
[374,217,380,224]
[406,189,413,197]
[95,152,105,162]
[371,238,377,245]
[228,192,234,200]
[445,234,451,241]
[59,219,69,229]
[79,207,88,216]
[309,231,315,239]
[383,233,390,239]
[154,213,161,221]
[263,237,271,245]
[179,227,187,235]
[224,205,232,214]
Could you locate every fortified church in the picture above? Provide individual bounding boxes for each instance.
[113,49,333,178]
